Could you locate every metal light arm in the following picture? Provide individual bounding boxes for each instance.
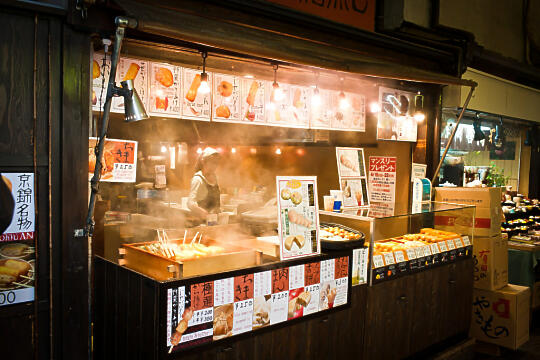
[85,16,138,237]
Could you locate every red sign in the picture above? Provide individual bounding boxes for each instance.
[335,257,349,279]
[191,282,214,311]
[265,0,375,32]
[304,262,321,286]
[272,268,289,293]
[234,274,254,301]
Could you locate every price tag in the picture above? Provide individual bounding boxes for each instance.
[430,243,440,254]
[233,298,254,335]
[270,291,289,325]
[372,255,385,268]
[0,288,34,307]
[423,245,432,256]
[289,265,305,290]
[462,236,471,246]
[394,250,406,263]
[454,237,464,248]
[446,239,456,250]
[438,241,448,252]
[405,248,417,260]
[415,247,424,258]
[383,252,395,265]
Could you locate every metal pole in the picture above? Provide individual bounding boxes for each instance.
[85,17,136,236]
[431,86,476,186]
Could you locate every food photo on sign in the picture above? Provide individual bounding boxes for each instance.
[0,173,36,306]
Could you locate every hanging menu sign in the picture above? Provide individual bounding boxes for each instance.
[310,88,332,129]
[166,255,350,354]
[336,147,369,208]
[265,82,291,127]
[241,79,266,124]
[88,138,138,183]
[276,176,320,260]
[288,86,310,128]
[368,156,396,205]
[213,73,241,122]
[148,62,182,117]
[0,173,36,307]
[182,68,211,121]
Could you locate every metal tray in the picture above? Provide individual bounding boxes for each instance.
[320,222,365,250]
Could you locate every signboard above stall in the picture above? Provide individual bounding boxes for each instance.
[264,0,376,32]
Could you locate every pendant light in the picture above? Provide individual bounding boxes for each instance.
[311,72,321,108]
[199,51,210,94]
[271,63,284,102]
[473,113,485,141]
[413,92,425,122]
[338,78,349,109]
[492,117,505,152]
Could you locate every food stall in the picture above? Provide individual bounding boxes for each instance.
[86,2,479,359]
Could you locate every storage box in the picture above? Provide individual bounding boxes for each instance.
[473,235,508,290]
[470,284,530,349]
[533,282,540,309]
[435,187,502,237]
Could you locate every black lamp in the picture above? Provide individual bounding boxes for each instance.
[492,117,505,153]
[473,114,485,141]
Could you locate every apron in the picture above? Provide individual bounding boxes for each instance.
[195,174,221,213]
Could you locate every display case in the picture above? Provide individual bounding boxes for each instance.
[320,202,475,285]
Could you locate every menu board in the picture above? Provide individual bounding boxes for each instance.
[241,79,266,124]
[336,147,369,208]
[377,87,417,141]
[148,62,182,118]
[309,88,332,129]
[349,93,366,132]
[0,173,35,306]
[166,256,349,354]
[330,92,351,130]
[88,138,138,182]
[112,57,149,114]
[91,53,110,112]
[182,68,212,121]
[288,86,310,128]
[276,177,320,260]
[212,73,241,122]
[265,82,291,127]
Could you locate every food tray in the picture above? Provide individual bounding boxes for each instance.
[120,239,262,281]
[320,222,365,250]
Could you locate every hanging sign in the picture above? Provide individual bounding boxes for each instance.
[368,156,397,205]
[88,138,138,183]
[0,173,35,306]
[276,176,320,260]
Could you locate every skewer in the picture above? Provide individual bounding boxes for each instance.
[12,282,33,288]
[198,233,202,244]
[169,345,174,354]
[183,230,187,245]
[20,275,34,280]
[191,232,200,244]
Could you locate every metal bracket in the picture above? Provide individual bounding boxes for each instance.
[74,229,85,237]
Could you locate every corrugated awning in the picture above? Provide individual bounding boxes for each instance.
[115,0,477,88]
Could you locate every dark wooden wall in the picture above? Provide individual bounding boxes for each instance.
[0,7,90,360]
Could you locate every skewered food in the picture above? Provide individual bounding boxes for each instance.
[137,241,225,261]
[217,81,233,97]
[245,81,260,121]
[0,243,30,258]
[339,154,358,173]
[170,306,193,346]
[293,88,303,108]
[92,60,100,79]
[185,73,202,102]
[155,96,168,111]
[0,259,32,286]
[288,209,312,228]
[122,62,140,81]
[215,105,231,118]
[155,67,174,87]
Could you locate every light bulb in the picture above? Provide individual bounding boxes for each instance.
[272,82,284,102]
[199,72,210,94]
[231,147,237,154]
[339,92,349,109]
[196,147,203,155]
[250,148,257,155]
[275,148,282,155]
[244,75,254,79]
[414,112,425,122]
[296,148,305,156]
[369,102,381,113]
[156,89,164,97]
[160,145,167,153]
[311,88,321,108]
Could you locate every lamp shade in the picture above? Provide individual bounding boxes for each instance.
[121,79,149,122]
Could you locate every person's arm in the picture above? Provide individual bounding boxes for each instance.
[187,176,209,219]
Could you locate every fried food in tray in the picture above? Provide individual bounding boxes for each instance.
[0,259,34,290]
[373,228,461,255]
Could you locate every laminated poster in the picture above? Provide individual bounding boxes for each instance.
[265,81,291,127]
[91,53,110,112]
[88,138,138,183]
[148,62,182,118]
[368,156,397,205]
[182,68,212,121]
[212,73,241,122]
[288,85,310,128]
[166,256,349,354]
[112,57,149,114]
[276,176,320,260]
[330,92,365,132]
[309,88,332,129]
[0,173,36,306]
[241,79,265,124]
[336,147,369,208]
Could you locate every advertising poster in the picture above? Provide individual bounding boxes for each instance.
[350,92,366,132]
[336,147,369,208]
[265,82,291,127]
[148,62,182,118]
[309,88,332,129]
[112,57,149,114]
[377,87,417,142]
[182,68,212,121]
[89,138,138,183]
[369,156,397,205]
[91,53,110,112]
[212,73,242,122]
[330,92,352,130]
[276,176,320,260]
[241,79,266,124]
[0,173,35,306]
[288,86,310,128]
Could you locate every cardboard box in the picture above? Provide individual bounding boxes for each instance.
[471,284,530,349]
[473,235,508,290]
[435,187,502,237]
[533,282,540,309]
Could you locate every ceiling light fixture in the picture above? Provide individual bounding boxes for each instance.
[198,51,210,94]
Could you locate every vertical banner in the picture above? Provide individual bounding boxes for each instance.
[368,156,397,206]
[276,176,320,260]
[0,173,35,306]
